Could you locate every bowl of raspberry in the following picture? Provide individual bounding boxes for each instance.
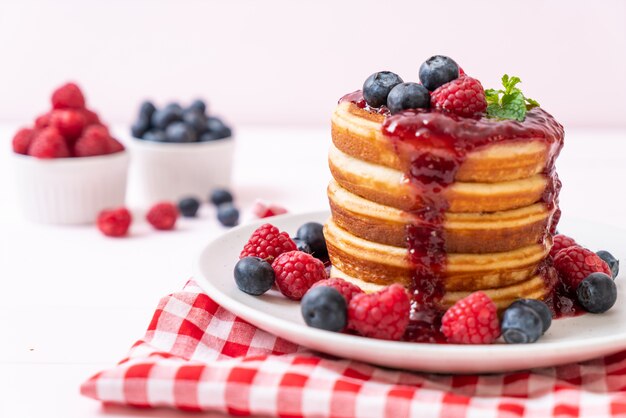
[127,99,234,206]
[11,82,129,225]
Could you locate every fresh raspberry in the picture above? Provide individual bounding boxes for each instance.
[553,245,612,290]
[97,207,132,237]
[50,109,85,142]
[347,284,410,340]
[146,202,179,230]
[74,125,110,157]
[12,128,36,155]
[80,109,101,125]
[441,291,500,344]
[105,136,125,153]
[27,127,70,159]
[431,76,487,117]
[550,234,578,258]
[252,200,288,218]
[312,278,363,303]
[51,82,85,109]
[239,223,297,260]
[35,112,52,129]
[272,251,326,300]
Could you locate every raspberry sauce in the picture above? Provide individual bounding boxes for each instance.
[371,93,565,333]
[340,91,390,116]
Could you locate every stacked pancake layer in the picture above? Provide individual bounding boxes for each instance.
[325,96,564,309]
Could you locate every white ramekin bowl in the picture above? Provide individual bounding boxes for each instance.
[13,151,129,225]
[127,137,234,206]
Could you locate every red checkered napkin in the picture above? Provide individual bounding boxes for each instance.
[82,280,626,417]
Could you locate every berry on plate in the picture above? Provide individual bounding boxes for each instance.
[508,299,552,334]
[577,272,617,314]
[178,197,201,218]
[292,237,312,254]
[28,127,70,159]
[501,304,543,344]
[553,245,612,290]
[217,203,239,227]
[240,223,297,260]
[386,82,430,114]
[362,71,404,108]
[596,250,619,279]
[430,76,487,117]
[51,82,86,110]
[272,250,326,300]
[440,291,500,344]
[418,55,460,91]
[146,202,179,230]
[295,222,328,260]
[550,234,578,258]
[301,286,347,332]
[347,284,410,341]
[12,128,36,155]
[210,188,234,206]
[312,277,363,304]
[234,257,275,296]
[97,207,132,237]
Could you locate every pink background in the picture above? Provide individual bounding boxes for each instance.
[0,0,625,128]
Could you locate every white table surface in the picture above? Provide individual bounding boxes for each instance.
[0,124,625,418]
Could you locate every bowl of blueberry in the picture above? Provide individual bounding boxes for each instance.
[128,99,234,205]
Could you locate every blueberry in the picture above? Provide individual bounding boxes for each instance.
[362,71,404,108]
[183,111,208,134]
[301,286,347,332]
[296,222,327,260]
[178,197,200,217]
[143,130,167,142]
[131,116,151,138]
[217,203,239,227]
[577,273,617,313]
[165,122,197,143]
[210,188,233,206]
[596,250,619,278]
[165,102,183,112]
[151,107,183,130]
[199,131,224,142]
[205,117,232,139]
[502,305,543,344]
[139,101,156,120]
[509,299,552,334]
[292,237,313,254]
[234,256,275,296]
[419,55,460,91]
[386,82,431,114]
[188,99,207,115]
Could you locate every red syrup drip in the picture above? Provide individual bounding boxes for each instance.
[339,91,391,116]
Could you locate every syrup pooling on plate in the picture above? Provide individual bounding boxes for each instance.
[379,104,565,316]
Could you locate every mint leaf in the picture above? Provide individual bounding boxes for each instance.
[486,74,539,121]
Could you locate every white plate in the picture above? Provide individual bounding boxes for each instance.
[194,211,625,374]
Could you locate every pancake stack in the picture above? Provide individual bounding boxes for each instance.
[324,93,564,310]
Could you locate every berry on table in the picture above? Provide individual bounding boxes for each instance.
[501,304,543,344]
[234,256,275,296]
[210,188,233,206]
[12,128,36,155]
[312,277,363,304]
[240,223,297,260]
[217,203,239,227]
[301,286,347,332]
[430,76,487,117]
[596,250,619,279]
[386,82,430,114]
[508,299,552,334]
[550,234,578,258]
[295,222,328,260]
[97,207,132,237]
[577,273,617,313]
[347,284,410,340]
[418,55,460,91]
[252,200,288,218]
[146,202,178,230]
[272,250,327,300]
[51,82,86,109]
[440,291,500,344]
[362,71,404,108]
[28,127,70,159]
[554,245,612,290]
[165,122,196,143]
[178,197,201,218]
